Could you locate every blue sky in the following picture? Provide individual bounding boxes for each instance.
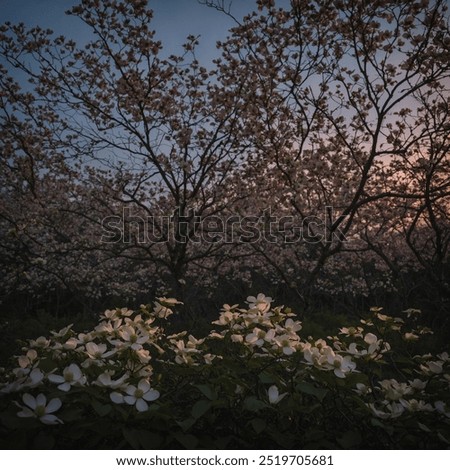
[0,0,258,63]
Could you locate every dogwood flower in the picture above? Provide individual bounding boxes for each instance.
[379,379,412,400]
[48,364,86,391]
[77,332,95,344]
[246,293,273,313]
[355,383,371,395]
[15,393,63,425]
[402,308,421,318]
[110,379,159,412]
[101,309,122,321]
[420,361,443,375]
[434,401,450,418]
[273,334,298,355]
[369,402,404,419]
[156,297,182,307]
[403,332,419,341]
[212,309,238,326]
[303,345,330,369]
[50,325,73,338]
[409,379,427,390]
[347,334,390,359]
[133,348,151,364]
[118,326,149,350]
[437,352,449,362]
[326,351,357,378]
[283,318,302,334]
[267,385,287,404]
[85,342,115,360]
[29,336,50,348]
[0,367,43,394]
[94,371,129,389]
[399,398,433,412]
[245,327,275,347]
[117,308,134,317]
[203,353,220,364]
[18,350,38,368]
[95,321,118,336]
[230,334,244,343]
[339,326,363,338]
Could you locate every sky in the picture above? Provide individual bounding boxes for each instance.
[0,0,259,64]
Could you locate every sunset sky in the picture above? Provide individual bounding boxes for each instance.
[0,0,261,63]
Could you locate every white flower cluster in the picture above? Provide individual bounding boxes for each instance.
[210,294,303,358]
[0,293,448,432]
[0,298,182,423]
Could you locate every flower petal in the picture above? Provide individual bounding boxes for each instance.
[110,392,124,404]
[85,342,97,356]
[58,382,71,392]
[135,398,148,412]
[143,389,160,401]
[364,333,378,345]
[124,396,136,405]
[138,379,150,393]
[29,368,44,384]
[48,374,65,384]
[17,408,35,418]
[40,414,63,425]
[268,385,278,404]
[46,398,62,413]
[35,393,46,408]
[22,393,36,410]
[68,364,82,380]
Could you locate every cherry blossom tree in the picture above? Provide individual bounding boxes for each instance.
[208,0,450,308]
[0,0,448,316]
[0,0,251,310]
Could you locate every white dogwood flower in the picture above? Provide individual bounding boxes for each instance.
[85,342,115,360]
[246,293,273,313]
[267,385,287,404]
[94,371,129,389]
[118,326,149,350]
[15,393,63,425]
[326,351,356,378]
[48,363,86,391]
[110,379,159,412]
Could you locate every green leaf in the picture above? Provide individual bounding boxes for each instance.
[195,384,215,400]
[250,418,266,434]
[418,422,431,433]
[91,399,112,417]
[32,431,55,449]
[1,409,40,430]
[370,417,386,429]
[258,371,275,384]
[38,357,58,373]
[243,396,267,411]
[296,381,328,401]
[122,428,141,449]
[192,399,212,419]
[177,417,196,432]
[337,430,362,449]
[58,406,83,422]
[137,430,162,449]
[174,433,198,449]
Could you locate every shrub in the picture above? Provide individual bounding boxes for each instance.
[0,295,449,449]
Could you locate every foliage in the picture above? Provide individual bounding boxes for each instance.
[0,295,449,449]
